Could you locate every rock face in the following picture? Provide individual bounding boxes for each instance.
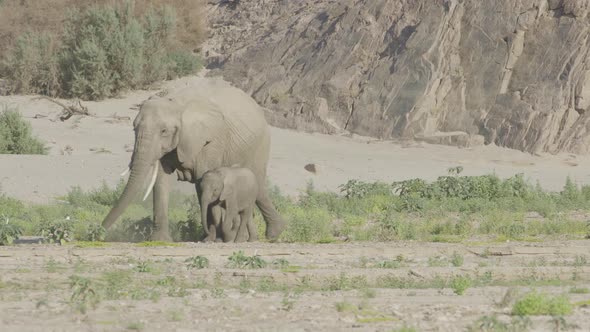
[203,0,590,154]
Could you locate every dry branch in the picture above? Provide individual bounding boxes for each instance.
[33,96,90,121]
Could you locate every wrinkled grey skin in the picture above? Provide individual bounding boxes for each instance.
[199,167,258,243]
[100,79,285,241]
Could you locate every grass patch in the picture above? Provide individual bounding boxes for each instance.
[334,301,397,323]
[68,241,108,248]
[512,291,573,316]
[569,286,589,294]
[135,241,181,247]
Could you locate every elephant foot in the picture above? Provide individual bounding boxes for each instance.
[247,231,258,243]
[151,231,173,242]
[265,219,286,241]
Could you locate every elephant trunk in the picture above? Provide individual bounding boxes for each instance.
[102,132,156,230]
[200,191,211,235]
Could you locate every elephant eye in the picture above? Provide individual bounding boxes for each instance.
[161,128,167,135]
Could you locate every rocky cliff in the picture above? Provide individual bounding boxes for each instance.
[203,0,590,154]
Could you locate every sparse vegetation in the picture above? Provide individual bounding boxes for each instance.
[2,171,590,244]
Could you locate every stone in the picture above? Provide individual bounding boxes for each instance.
[204,0,590,154]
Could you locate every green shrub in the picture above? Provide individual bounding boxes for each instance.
[84,223,106,242]
[41,220,74,244]
[0,106,47,154]
[2,32,60,96]
[512,291,573,316]
[227,251,267,269]
[450,275,471,295]
[185,256,209,270]
[0,221,22,245]
[3,1,202,100]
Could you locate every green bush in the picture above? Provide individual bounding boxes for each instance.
[3,1,202,100]
[0,106,47,154]
[2,32,60,96]
[0,221,22,245]
[512,291,573,316]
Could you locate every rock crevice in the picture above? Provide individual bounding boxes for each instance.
[204,0,590,154]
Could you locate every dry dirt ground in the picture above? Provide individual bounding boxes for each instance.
[1,240,590,332]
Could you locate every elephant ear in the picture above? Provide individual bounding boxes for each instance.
[177,106,225,165]
[219,176,234,202]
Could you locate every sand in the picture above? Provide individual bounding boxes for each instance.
[1,75,589,204]
[1,240,590,331]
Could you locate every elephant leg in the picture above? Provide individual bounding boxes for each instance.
[202,207,216,242]
[209,205,222,242]
[246,211,258,242]
[255,186,286,241]
[221,204,239,243]
[152,160,173,242]
[234,212,249,243]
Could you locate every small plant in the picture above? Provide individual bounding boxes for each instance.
[512,291,573,316]
[134,261,153,273]
[0,220,22,245]
[324,273,354,291]
[451,251,464,267]
[450,275,471,295]
[227,251,267,269]
[41,220,73,245]
[272,258,290,268]
[69,275,99,314]
[185,256,209,270]
[84,223,106,242]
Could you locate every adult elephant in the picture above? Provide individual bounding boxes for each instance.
[101,77,285,241]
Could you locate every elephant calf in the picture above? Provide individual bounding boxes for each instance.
[198,166,259,243]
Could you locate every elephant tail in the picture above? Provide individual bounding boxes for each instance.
[255,188,286,241]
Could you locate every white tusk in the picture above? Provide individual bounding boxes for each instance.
[120,167,130,177]
[142,163,159,201]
